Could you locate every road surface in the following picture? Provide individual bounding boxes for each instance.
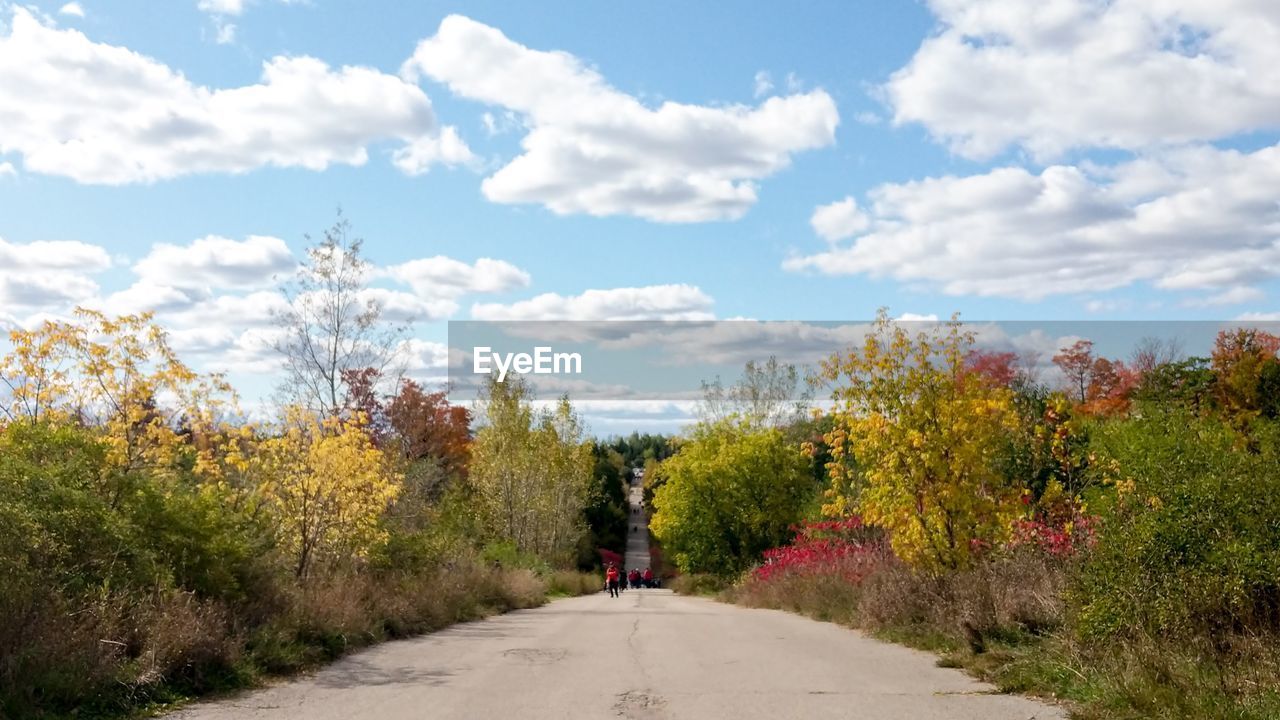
[169,474,1065,719]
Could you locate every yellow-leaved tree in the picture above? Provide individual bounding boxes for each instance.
[0,309,240,483]
[818,310,1021,571]
[256,410,400,578]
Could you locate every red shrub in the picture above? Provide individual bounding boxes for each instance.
[1008,514,1098,557]
[753,517,886,583]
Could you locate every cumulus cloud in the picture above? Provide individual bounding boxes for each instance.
[403,15,839,222]
[58,2,85,18]
[887,0,1280,159]
[0,236,111,309]
[786,143,1280,300]
[0,273,99,309]
[95,282,201,317]
[133,235,295,290]
[0,8,471,183]
[0,236,112,273]
[470,284,715,321]
[358,288,457,323]
[810,197,869,242]
[381,256,530,300]
[0,162,14,177]
[391,126,478,175]
[197,0,246,16]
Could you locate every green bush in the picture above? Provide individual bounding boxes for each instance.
[1073,413,1280,642]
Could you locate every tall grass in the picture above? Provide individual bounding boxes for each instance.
[0,559,595,719]
[726,550,1280,719]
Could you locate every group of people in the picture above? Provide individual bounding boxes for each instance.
[603,563,658,597]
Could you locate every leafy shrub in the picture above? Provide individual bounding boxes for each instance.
[1073,413,1280,642]
[650,419,815,576]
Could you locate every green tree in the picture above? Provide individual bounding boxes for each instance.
[650,419,814,576]
[469,376,594,565]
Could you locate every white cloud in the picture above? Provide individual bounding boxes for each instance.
[381,256,530,300]
[403,15,838,222]
[0,236,111,311]
[0,236,112,272]
[198,0,246,15]
[391,125,478,174]
[164,290,291,332]
[786,143,1280,300]
[896,313,938,322]
[133,235,295,290]
[888,0,1280,159]
[753,70,773,98]
[0,161,14,177]
[58,2,85,18]
[810,196,869,242]
[0,8,470,183]
[0,272,99,309]
[95,282,201,317]
[214,20,236,45]
[1084,298,1129,314]
[470,284,715,321]
[1237,311,1280,322]
[359,288,457,323]
[1184,286,1267,307]
[400,338,449,374]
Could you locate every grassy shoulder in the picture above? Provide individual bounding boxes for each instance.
[127,565,599,720]
[674,558,1280,720]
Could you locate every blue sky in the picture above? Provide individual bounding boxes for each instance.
[2,1,1279,430]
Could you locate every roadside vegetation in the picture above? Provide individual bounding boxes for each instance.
[658,311,1280,719]
[0,218,615,719]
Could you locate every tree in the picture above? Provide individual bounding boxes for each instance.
[386,379,471,475]
[650,419,814,576]
[965,349,1020,388]
[1211,328,1280,428]
[469,376,593,565]
[274,214,406,417]
[1053,340,1096,403]
[698,356,811,428]
[1080,357,1139,417]
[255,410,400,578]
[581,444,628,568]
[1130,336,1184,377]
[818,310,1022,571]
[0,309,237,480]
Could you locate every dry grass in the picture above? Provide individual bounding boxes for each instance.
[0,559,599,718]
[726,552,1280,719]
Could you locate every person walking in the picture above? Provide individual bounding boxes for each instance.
[605,563,620,598]
[642,567,654,588]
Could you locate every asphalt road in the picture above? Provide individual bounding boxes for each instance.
[167,590,1065,719]
[169,474,1065,719]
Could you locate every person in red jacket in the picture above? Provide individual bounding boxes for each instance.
[605,563,620,598]
[642,567,654,588]
[628,568,641,589]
